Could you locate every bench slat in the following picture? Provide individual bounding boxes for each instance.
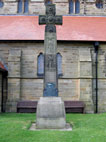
[17,100,85,113]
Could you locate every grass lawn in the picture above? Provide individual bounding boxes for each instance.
[0,113,106,142]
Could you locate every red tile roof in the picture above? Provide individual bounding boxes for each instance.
[0,16,106,41]
[0,62,7,71]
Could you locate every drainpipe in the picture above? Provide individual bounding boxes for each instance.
[94,41,99,113]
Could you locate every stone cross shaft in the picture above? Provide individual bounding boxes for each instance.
[39,4,63,97]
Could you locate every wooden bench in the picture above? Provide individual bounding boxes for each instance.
[17,100,85,113]
[64,101,85,113]
[17,101,38,113]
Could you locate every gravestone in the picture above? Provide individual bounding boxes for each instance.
[36,4,66,129]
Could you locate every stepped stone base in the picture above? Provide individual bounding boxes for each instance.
[36,97,66,129]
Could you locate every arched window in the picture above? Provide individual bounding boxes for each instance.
[18,0,29,13]
[96,0,103,9]
[18,0,23,13]
[69,0,74,14]
[37,53,44,77]
[0,1,3,8]
[24,0,29,13]
[75,0,80,14]
[69,0,80,14]
[37,53,63,77]
[57,53,62,77]
[45,0,52,5]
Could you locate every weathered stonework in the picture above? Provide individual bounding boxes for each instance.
[6,49,21,112]
[0,0,106,15]
[97,45,106,113]
[0,2,17,14]
[36,97,66,129]
[0,73,2,112]
[78,48,94,113]
[21,79,43,101]
[0,42,105,113]
[55,3,68,15]
[29,2,45,15]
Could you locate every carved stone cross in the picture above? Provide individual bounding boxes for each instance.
[36,4,66,129]
[39,4,62,26]
[39,4,63,97]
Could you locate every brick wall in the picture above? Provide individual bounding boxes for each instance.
[0,0,106,15]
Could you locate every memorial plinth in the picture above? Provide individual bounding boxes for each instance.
[36,97,66,129]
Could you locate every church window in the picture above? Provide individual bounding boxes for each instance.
[69,0,80,14]
[69,0,74,14]
[45,0,52,5]
[57,53,62,77]
[18,0,29,14]
[37,53,63,77]
[37,53,44,77]
[18,0,23,13]
[0,1,4,8]
[96,0,103,9]
[24,0,29,13]
[75,0,80,14]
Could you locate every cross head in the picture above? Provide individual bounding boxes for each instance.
[39,4,62,26]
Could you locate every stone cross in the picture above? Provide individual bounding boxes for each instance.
[39,4,62,97]
[37,5,66,129]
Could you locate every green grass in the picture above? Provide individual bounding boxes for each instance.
[0,113,106,142]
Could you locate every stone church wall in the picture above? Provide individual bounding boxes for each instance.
[0,0,106,15]
[85,1,106,16]
[0,42,106,113]
[0,72,2,112]
[97,44,106,113]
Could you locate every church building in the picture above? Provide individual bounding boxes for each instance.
[0,0,106,113]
